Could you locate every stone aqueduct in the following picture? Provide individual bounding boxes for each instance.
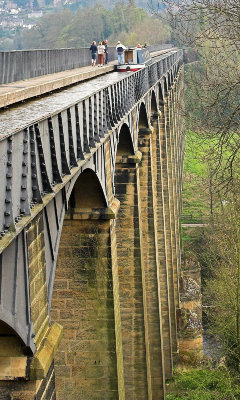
[0,48,184,399]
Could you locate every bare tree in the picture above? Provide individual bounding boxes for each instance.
[150,0,240,189]
[203,192,240,370]
[150,0,240,50]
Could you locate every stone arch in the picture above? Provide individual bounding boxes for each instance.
[176,59,182,74]
[175,62,178,75]
[173,65,177,80]
[116,123,134,158]
[150,90,158,118]
[138,102,149,130]
[163,76,168,97]
[69,168,107,210]
[168,72,172,90]
[159,83,164,106]
[0,320,30,355]
[0,320,31,380]
[0,312,32,354]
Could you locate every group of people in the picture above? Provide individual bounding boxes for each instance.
[89,40,109,67]
[90,40,148,67]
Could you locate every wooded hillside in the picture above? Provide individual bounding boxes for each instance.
[18,3,170,49]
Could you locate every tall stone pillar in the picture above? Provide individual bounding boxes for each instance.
[151,117,173,378]
[179,258,203,361]
[159,104,178,356]
[171,85,182,269]
[51,200,125,400]
[138,127,165,400]
[166,91,181,309]
[114,151,149,399]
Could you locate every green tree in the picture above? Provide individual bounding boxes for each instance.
[32,0,39,9]
[22,9,72,49]
[13,28,22,50]
[19,2,171,49]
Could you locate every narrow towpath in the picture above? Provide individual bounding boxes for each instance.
[0,48,175,109]
[181,224,209,228]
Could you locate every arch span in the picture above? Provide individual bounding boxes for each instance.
[168,72,171,89]
[69,168,107,210]
[0,320,31,356]
[116,123,134,158]
[138,102,149,130]
[151,90,158,116]
[163,76,168,97]
[159,83,164,105]
[0,319,32,380]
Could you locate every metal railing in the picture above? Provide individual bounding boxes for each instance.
[0,44,174,84]
[181,212,209,225]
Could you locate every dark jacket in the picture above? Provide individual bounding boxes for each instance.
[103,42,108,53]
[116,44,126,54]
[90,44,97,54]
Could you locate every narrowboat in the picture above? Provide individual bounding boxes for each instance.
[115,47,152,72]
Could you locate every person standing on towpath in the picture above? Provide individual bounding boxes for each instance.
[116,41,126,65]
[89,41,97,66]
[103,39,109,64]
[97,41,105,67]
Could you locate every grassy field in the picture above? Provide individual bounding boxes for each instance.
[177,132,240,399]
[182,129,240,225]
[166,368,240,400]
[181,131,212,248]
[182,130,211,224]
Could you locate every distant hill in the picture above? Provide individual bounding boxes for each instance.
[19,1,170,49]
[2,0,170,51]
[13,0,164,12]
[63,0,163,10]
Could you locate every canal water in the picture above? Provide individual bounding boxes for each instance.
[0,71,130,137]
[0,51,171,138]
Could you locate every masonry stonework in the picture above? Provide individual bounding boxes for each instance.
[51,216,119,400]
